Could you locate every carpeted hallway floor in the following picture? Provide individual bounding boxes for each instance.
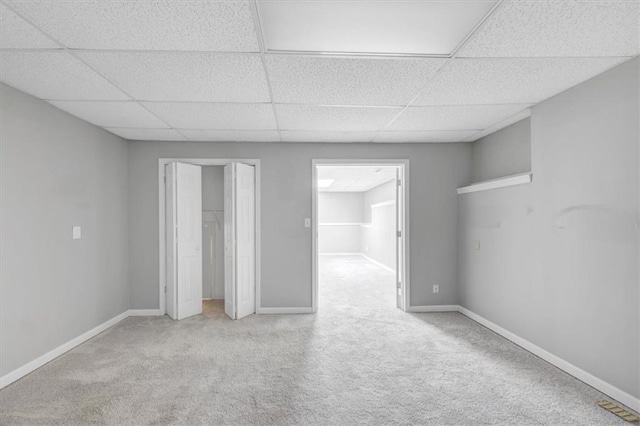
[0,255,627,425]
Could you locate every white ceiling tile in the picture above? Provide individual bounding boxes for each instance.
[388,105,528,131]
[276,105,401,131]
[142,103,277,130]
[281,131,377,143]
[266,55,446,106]
[0,3,59,49]
[7,0,259,52]
[258,1,496,55]
[49,101,169,128]
[0,51,129,101]
[78,52,270,102]
[374,130,478,143]
[106,128,186,141]
[458,0,640,58]
[180,130,280,142]
[412,57,628,105]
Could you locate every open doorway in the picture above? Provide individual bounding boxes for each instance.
[312,160,409,313]
[158,159,261,321]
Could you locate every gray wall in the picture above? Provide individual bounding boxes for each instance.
[362,180,396,269]
[458,57,639,398]
[471,118,531,182]
[129,142,471,309]
[0,83,129,377]
[318,192,363,253]
[201,166,224,211]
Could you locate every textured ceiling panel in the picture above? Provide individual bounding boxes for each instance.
[276,105,401,131]
[7,0,259,52]
[458,0,640,58]
[179,129,280,142]
[142,102,277,130]
[0,51,129,101]
[78,52,270,102]
[0,3,59,49]
[266,56,446,106]
[413,57,628,105]
[388,104,528,131]
[106,128,186,141]
[374,130,478,143]
[281,131,377,143]
[49,101,169,128]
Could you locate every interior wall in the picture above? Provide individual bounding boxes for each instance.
[362,180,396,270]
[201,166,224,299]
[0,83,129,378]
[318,192,363,253]
[458,57,639,399]
[471,118,531,182]
[128,142,471,309]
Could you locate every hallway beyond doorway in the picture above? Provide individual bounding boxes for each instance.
[319,255,395,312]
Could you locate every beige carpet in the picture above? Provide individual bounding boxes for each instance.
[0,255,628,425]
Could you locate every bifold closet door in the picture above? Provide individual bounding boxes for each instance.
[166,162,203,320]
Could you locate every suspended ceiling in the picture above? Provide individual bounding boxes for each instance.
[0,0,638,143]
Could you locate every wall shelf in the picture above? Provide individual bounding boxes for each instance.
[457,172,532,195]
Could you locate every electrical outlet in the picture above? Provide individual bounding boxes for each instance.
[474,241,481,251]
[433,285,439,294]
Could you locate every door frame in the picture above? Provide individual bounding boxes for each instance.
[311,159,410,313]
[158,158,261,316]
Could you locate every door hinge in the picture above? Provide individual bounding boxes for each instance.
[397,230,402,238]
[397,179,401,186]
[164,286,167,293]
[396,282,401,289]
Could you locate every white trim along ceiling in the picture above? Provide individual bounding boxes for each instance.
[0,0,638,143]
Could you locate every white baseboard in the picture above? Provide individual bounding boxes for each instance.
[0,311,129,389]
[4,303,637,412]
[128,309,162,317]
[360,254,396,274]
[258,307,314,314]
[409,305,459,313]
[457,306,640,412]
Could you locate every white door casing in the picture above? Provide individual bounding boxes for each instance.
[396,167,404,311]
[167,162,203,320]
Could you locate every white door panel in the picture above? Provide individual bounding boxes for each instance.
[235,162,256,319]
[165,163,177,319]
[166,162,203,320]
[224,164,236,319]
[224,163,256,320]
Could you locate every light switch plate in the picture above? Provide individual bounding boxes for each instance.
[72,226,81,239]
[304,218,311,228]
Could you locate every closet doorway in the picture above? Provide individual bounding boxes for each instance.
[158,159,261,320]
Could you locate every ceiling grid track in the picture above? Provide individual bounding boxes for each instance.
[250,0,283,142]
[372,0,507,143]
[1,0,636,143]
